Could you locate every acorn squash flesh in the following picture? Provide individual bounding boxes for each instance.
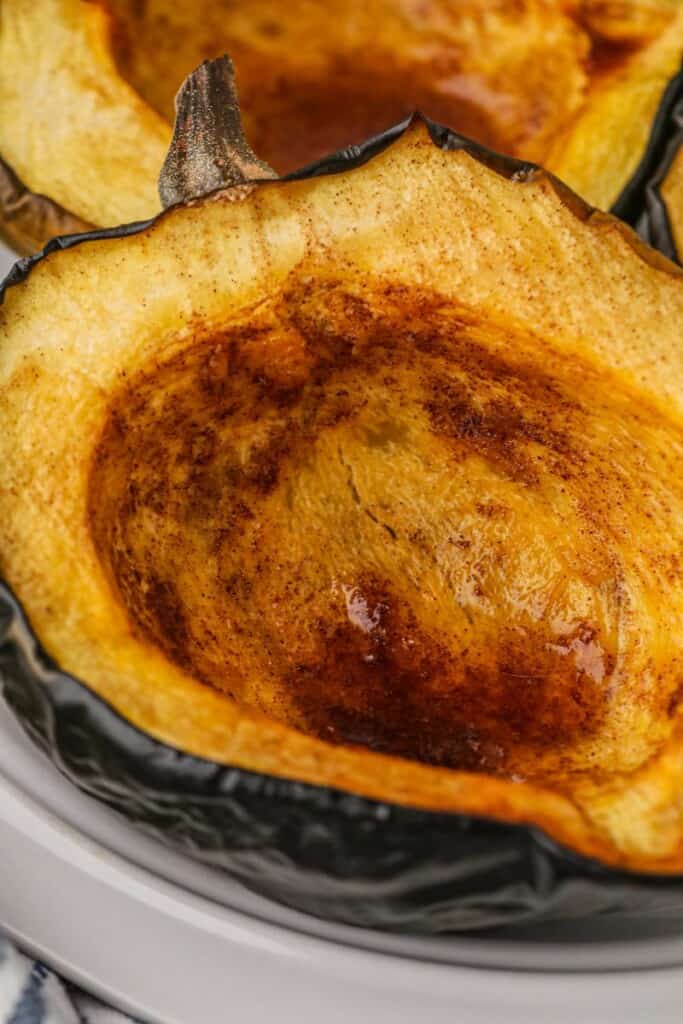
[1,0,683,254]
[3,118,683,888]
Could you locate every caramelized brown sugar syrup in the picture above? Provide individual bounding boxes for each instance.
[89,278,683,789]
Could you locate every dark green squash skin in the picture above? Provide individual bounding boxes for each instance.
[2,117,683,934]
[611,65,683,264]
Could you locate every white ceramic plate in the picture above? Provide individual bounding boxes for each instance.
[4,692,683,1024]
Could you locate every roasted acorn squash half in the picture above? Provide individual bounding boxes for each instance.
[2,0,683,256]
[4,59,683,932]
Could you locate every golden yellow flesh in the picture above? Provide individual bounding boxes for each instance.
[3,125,683,868]
[581,0,682,42]
[0,0,169,227]
[547,9,683,210]
[0,0,682,247]
[88,280,683,791]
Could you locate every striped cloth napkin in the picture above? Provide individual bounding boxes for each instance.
[0,935,139,1023]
